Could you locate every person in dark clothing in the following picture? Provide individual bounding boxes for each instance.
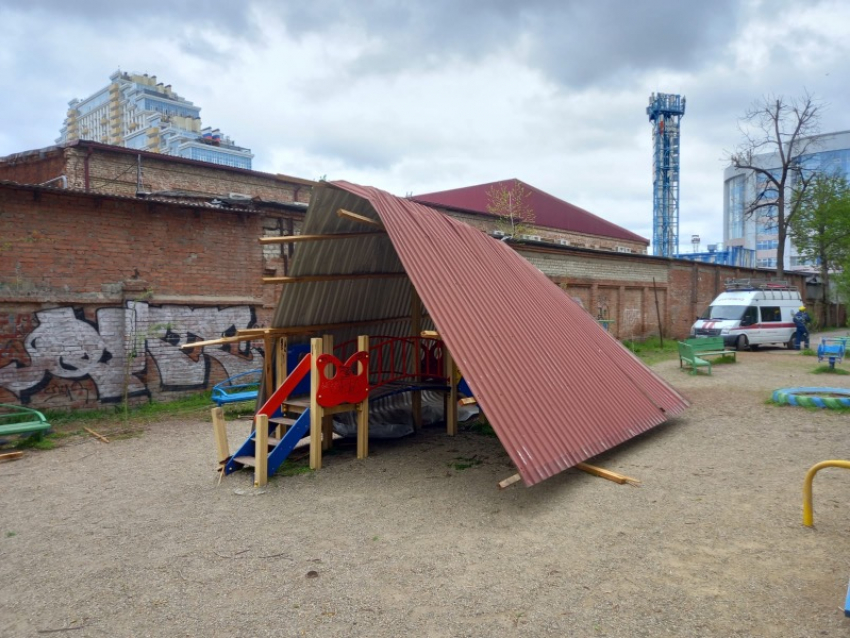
[794,306,811,350]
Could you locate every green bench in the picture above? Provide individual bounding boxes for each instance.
[677,341,712,375]
[0,404,51,439]
[683,337,737,364]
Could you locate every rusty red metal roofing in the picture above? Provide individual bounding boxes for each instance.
[321,181,688,486]
[413,179,648,245]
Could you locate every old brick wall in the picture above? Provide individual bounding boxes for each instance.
[0,147,67,186]
[0,184,281,410]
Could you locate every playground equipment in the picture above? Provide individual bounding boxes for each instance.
[817,337,847,370]
[772,387,850,409]
[0,404,51,440]
[802,460,850,527]
[210,333,459,486]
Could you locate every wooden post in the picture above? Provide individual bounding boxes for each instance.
[211,407,229,468]
[357,335,370,459]
[263,331,274,400]
[321,334,334,451]
[309,337,323,470]
[411,286,423,430]
[445,347,458,436]
[255,413,269,488]
[274,337,288,438]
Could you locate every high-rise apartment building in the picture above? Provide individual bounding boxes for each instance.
[57,71,253,169]
[724,130,850,270]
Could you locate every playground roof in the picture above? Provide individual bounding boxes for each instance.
[412,179,649,245]
[272,181,688,487]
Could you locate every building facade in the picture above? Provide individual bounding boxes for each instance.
[57,71,253,169]
[723,130,850,270]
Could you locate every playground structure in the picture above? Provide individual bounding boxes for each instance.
[185,180,690,487]
[772,387,850,409]
[817,337,847,370]
[647,92,686,258]
[209,333,458,486]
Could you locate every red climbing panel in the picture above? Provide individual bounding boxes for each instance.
[316,351,369,407]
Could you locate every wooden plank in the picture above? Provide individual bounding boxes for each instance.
[259,232,385,245]
[576,462,641,486]
[263,332,274,400]
[357,335,369,459]
[459,397,478,406]
[445,347,458,436]
[180,316,412,350]
[337,208,384,228]
[263,272,406,285]
[498,474,522,489]
[83,427,109,443]
[211,408,229,467]
[254,414,269,488]
[420,330,440,338]
[309,338,323,470]
[321,335,334,452]
[274,336,288,438]
[0,450,24,463]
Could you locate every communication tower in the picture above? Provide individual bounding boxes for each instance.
[647,93,686,257]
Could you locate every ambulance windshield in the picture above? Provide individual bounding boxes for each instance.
[700,305,746,320]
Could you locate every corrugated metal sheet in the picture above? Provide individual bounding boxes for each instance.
[413,179,649,245]
[272,181,688,486]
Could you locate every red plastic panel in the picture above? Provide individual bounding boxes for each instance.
[316,351,369,407]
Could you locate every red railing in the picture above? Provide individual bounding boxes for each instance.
[335,335,447,390]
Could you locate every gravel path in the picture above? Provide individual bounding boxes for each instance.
[2,334,850,637]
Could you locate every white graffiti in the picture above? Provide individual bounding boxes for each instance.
[0,302,262,403]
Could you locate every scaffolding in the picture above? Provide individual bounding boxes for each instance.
[647,93,686,258]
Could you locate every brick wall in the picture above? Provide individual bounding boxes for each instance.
[0,184,280,409]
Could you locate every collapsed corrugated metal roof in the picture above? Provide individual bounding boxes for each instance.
[413,179,649,245]
[273,181,688,486]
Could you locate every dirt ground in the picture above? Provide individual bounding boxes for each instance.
[2,334,850,637]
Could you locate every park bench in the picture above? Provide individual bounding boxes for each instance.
[684,336,737,363]
[0,404,51,439]
[677,341,712,375]
[211,369,262,407]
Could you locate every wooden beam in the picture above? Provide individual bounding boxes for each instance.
[576,462,641,486]
[263,332,274,399]
[0,451,24,463]
[420,330,440,339]
[259,232,385,245]
[498,473,522,489]
[263,272,406,285]
[211,407,230,469]
[83,427,109,444]
[459,397,478,406]
[445,348,458,436]
[321,335,334,452]
[180,315,413,350]
[338,208,384,228]
[255,414,269,488]
[356,335,370,459]
[411,287,422,431]
[309,338,323,470]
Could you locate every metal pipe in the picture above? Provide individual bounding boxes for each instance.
[39,175,67,188]
[802,460,850,526]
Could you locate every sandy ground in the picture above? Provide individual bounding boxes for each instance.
[2,334,850,637]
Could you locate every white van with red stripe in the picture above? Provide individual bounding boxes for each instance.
[689,280,802,351]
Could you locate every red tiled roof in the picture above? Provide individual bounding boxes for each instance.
[413,179,648,245]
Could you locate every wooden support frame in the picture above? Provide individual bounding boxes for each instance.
[263,272,406,285]
[211,407,229,470]
[259,232,385,245]
[263,332,274,400]
[411,287,423,430]
[309,337,324,470]
[255,414,269,488]
[357,335,370,459]
[337,208,384,229]
[444,347,458,436]
[321,334,335,452]
[274,336,288,438]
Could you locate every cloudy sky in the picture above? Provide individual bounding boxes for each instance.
[2,0,849,250]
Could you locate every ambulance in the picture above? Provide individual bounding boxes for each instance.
[689,280,803,351]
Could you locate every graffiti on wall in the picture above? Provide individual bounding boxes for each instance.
[0,302,261,405]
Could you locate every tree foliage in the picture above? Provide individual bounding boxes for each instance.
[790,173,850,322]
[729,92,822,277]
[485,180,536,237]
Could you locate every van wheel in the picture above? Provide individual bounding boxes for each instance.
[736,335,749,351]
[786,337,796,350]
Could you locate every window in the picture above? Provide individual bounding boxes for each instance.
[757,258,777,268]
[756,239,778,250]
[760,306,781,322]
[726,175,746,239]
[741,306,758,326]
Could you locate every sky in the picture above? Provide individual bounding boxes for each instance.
[2,0,849,251]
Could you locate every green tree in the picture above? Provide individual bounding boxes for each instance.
[729,93,822,278]
[790,173,850,325]
[486,180,536,238]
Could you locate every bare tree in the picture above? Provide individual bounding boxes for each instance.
[729,92,822,278]
[485,180,536,238]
